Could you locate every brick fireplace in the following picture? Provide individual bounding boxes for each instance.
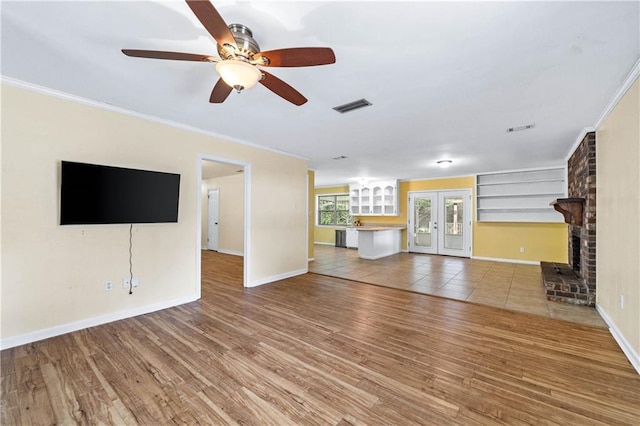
[543,132,596,306]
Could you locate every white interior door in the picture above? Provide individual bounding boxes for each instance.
[408,190,471,257]
[207,188,219,251]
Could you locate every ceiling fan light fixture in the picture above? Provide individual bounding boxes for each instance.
[215,60,262,92]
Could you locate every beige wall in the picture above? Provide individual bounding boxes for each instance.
[201,174,244,255]
[596,77,640,359]
[314,179,567,263]
[1,83,308,342]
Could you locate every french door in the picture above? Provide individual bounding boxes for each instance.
[408,190,472,257]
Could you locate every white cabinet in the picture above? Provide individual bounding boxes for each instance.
[476,168,566,222]
[349,180,399,216]
[346,228,359,248]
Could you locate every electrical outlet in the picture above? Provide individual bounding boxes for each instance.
[620,294,624,309]
[122,277,130,289]
[132,276,140,288]
[520,247,525,253]
[105,280,113,291]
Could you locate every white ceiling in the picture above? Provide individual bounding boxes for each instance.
[201,159,243,179]
[2,1,639,186]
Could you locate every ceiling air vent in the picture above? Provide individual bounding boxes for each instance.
[333,98,372,114]
[507,123,535,133]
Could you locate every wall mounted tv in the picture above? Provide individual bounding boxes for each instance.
[60,161,180,225]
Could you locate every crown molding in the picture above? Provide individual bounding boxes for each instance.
[0,76,309,162]
[593,57,640,130]
[564,126,596,162]
[566,57,640,161]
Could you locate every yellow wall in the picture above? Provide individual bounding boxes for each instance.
[322,177,567,263]
[1,83,309,342]
[473,222,567,262]
[596,77,640,359]
[313,185,349,244]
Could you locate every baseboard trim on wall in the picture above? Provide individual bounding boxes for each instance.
[308,257,315,262]
[0,294,200,350]
[247,268,308,288]
[313,242,335,246]
[217,249,244,257]
[596,304,640,375]
[471,256,540,265]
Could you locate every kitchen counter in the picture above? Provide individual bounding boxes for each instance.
[349,226,405,231]
[348,226,405,259]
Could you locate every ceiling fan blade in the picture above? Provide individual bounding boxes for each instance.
[185,0,237,50]
[255,47,336,67]
[210,78,232,103]
[122,49,214,62]
[259,71,307,106]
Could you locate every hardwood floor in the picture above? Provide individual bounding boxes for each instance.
[310,244,606,328]
[2,251,639,425]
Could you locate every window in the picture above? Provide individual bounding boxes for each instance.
[317,194,350,226]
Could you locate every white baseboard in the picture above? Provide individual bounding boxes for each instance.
[314,241,335,246]
[472,256,540,265]
[596,304,640,375]
[0,293,200,350]
[308,257,315,262]
[217,249,244,257]
[247,268,308,288]
[201,245,207,250]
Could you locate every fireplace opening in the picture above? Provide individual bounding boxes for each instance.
[572,233,581,273]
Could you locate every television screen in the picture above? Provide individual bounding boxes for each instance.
[60,161,180,225]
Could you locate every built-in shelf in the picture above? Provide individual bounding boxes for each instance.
[476,168,566,222]
[350,180,399,216]
[477,178,565,187]
[550,198,584,226]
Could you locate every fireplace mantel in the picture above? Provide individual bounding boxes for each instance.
[550,198,584,226]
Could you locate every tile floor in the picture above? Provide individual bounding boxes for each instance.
[309,245,606,328]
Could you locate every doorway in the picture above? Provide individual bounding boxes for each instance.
[408,189,472,257]
[198,156,249,290]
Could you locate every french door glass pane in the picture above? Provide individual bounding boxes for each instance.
[443,197,464,250]
[415,198,432,248]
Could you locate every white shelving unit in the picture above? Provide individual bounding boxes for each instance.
[349,180,399,216]
[476,168,566,222]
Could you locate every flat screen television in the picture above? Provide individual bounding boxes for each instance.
[60,161,180,225]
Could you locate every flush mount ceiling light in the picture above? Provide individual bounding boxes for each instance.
[437,160,453,168]
[215,60,262,93]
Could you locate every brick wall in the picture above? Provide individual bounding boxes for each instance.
[566,131,596,305]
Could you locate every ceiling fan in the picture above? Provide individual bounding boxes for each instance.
[122,0,336,106]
